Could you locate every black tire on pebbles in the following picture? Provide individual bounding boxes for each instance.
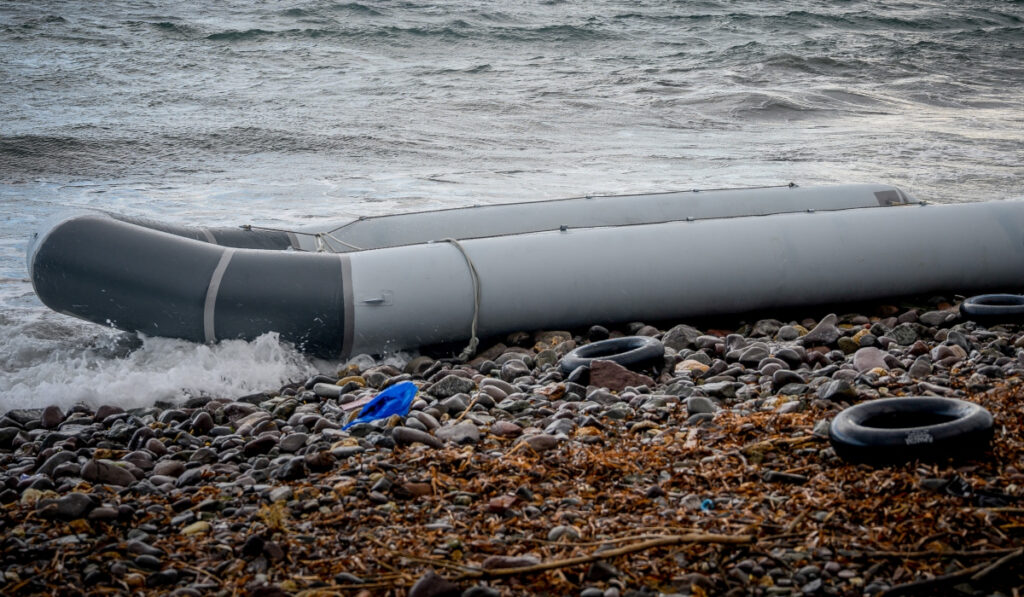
[828,397,994,465]
[558,336,665,375]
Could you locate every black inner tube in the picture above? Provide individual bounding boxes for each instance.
[975,296,1024,306]
[859,411,959,429]
[559,336,665,375]
[829,397,993,465]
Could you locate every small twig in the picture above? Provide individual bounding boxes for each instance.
[877,560,990,596]
[454,532,754,580]
[971,547,1024,582]
[524,532,701,548]
[863,546,1021,559]
[397,554,479,573]
[453,394,480,424]
[983,507,1024,515]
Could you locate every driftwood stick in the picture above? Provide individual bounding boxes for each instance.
[455,533,754,580]
[877,548,1024,597]
[877,561,990,596]
[971,547,1024,582]
[865,546,1021,559]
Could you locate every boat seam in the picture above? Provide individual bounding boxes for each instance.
[204,248,236,344]
[340,254,354,359]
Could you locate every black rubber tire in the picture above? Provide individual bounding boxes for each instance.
[559,336,665,376]
[960,294,1024,325]
[829,397,993,465]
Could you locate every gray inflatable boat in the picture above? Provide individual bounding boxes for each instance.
[28,183,1023,357]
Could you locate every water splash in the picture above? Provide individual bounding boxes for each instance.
[1,330,317,411]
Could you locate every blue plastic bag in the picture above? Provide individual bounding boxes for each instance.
[342,381,419,430]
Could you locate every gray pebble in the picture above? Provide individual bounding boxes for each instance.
[392,426,444,449]
[685,395,716,416]
[435,421,481,445]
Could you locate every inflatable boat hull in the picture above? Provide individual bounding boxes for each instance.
[27,187,1024,357]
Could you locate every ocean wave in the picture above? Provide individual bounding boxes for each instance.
[328,2,386,17]
[206,28,275,41]
[148,20,197,36]
[1,329,318,411]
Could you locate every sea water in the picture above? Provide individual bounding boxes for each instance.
[1,0,1022,409]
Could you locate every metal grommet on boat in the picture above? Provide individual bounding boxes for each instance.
[828,397,993,465]
[960,294,1024,324]
[559,336,665,375]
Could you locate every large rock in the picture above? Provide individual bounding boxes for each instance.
[428,375,476,399]
[588,360,654,393]
[392,427,444,449]
[662,324,703,351]
[798,314,841,347]
[853,347,888,372]
[40,406,65,429]
[817,379,857,402]
[42,492,96,520]
[434,422,480,445]
[37,451,78,477]
[81,459,136,487]
[408,570,460,597]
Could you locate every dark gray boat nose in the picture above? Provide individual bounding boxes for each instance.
[28,212,347,357]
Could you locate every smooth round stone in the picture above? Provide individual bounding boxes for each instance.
[434,422,481,445]
[37,451,78,477]
[429,374,476,399]
[479,385,508,401]
[94,405,126,423]
[675,360,710,375]
[543,418,576,436]
[799,314,840,346]
[518,433,558,452]
[409,411,440,431]
[852,347,888,373]
[776,326,802,342]
[908,356,933,379]
[243,434,278,457]
[490,421,522,438]
[49,492,96,519]
[87,506,119,521]
[499,360,531,382]
[279,433,308,453]
[190,412,214,436]
[81,459,136,487]
[772,369,804,391]
[889,323,919,345]
[685,396,716,416]
[134,554,163,569]
[439,395,469,416]
[40,406,65,429]
[144,437,168,456]
[391,427,443,449]
[479,378,517,394]
[817,379,856,402]
[837,337,859,354]
[313,383,343,399]
[304,450,335,471]
[737,343,770,366]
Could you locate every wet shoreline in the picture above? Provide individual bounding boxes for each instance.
[2,296,1023,595]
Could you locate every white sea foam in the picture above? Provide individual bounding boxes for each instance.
[1,330,318,411]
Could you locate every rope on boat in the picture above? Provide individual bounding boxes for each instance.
[241,224,364,252]
[441,237,481,362]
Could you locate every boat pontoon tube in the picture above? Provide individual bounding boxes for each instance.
[27,198,1024,357]
[107,183,914,252]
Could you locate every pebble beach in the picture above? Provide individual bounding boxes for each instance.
[2,296,1023,596]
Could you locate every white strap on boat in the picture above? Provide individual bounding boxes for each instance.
[199,227,218,245]
[242,224,364,252]
[441,238,481,362]
[203,248,236,344]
